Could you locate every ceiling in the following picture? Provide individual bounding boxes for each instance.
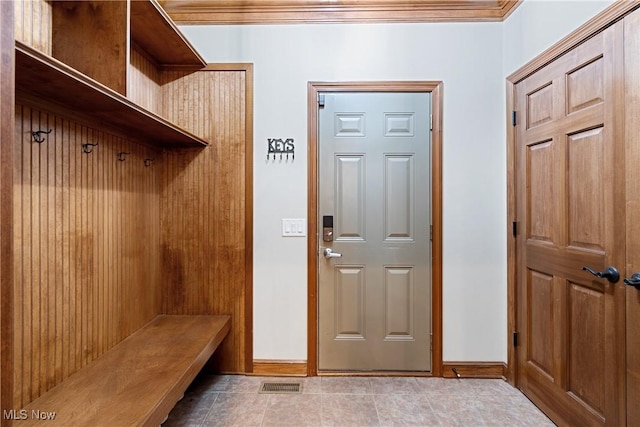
[160,0,522,25]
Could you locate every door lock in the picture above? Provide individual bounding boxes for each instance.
[323,248,342,259]
[323,215,334,242]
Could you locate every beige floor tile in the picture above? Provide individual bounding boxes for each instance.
[321,394,380,426]
[201,393,269,426]
[163,392,219,427]
[374,394,440,426]
[262,394,323,426]
[321,377,372,394]
[369,377,423,394]
[164,375,556,427]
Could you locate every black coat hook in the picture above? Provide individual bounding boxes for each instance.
[32,129,52,143]
[117,152,130,161]
[82,142,98,154]
[144,158,154,167]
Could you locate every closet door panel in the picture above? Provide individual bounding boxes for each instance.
[624,10,640,427]
[514,22,626,427]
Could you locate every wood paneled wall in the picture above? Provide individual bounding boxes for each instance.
[159,66,253,373]
[11,103,162,408]
[14,0,51,55]
[128,45,163,115]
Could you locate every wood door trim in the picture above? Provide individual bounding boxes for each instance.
[307,81,443,376]
[505,1,640,388]
[0,0,14,420]
[244,64,255,374]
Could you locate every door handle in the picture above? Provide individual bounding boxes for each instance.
[323,248,342,259]
[624,273,640,289]
[582,266,620,284]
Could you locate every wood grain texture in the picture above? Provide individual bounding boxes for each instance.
[1,1,15,424]
[441,362,506,379]
[252,360,308,377]
[128,45,162,116]
[19,315,230,427]
[159,65,253,374]
[130,0,205,69]
[306,81,443,376]
[15,41,208,147]
[52,1,128,95]
[512,21,626,427]
[625,10,640,426]
[13,0,51,55]
[11,104,162,409]
[161,0,521,24]
[505,3,640,400]
[505,79,516,386]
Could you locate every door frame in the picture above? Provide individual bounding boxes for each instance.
[505,1,639,387]
[306,81,443,376]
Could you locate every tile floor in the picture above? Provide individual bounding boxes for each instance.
[164,375,556,426]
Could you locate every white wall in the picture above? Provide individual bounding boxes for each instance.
[179,0,616,365]
[182,22,507,363]
[503,0,615,77]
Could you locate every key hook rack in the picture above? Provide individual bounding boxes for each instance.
[32,129,52,143]
[267,138,295,161]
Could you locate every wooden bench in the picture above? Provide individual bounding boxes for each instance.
[18,315,231,427]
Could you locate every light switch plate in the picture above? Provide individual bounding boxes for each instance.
[282,218,306,237]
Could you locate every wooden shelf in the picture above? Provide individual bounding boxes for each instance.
[15,41,208,148]
[130,0,206,69]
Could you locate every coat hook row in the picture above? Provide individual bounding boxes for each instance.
[117,152,130,161]
[82,142,98,154]
[32,129,52,144]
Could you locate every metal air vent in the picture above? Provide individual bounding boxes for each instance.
[259,381,302,394]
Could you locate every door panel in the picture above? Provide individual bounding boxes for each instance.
[515,23,625,426]
[625,10,640,426]
[335,155,365,240]
[318,92,431,372]
[384,155,414,240]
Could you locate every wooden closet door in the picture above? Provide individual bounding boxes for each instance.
[514,22,626,426]
[625,10,640,427]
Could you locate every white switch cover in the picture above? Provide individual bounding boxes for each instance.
[282,218,306,237]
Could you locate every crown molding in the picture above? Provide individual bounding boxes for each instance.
[160,0,522,25]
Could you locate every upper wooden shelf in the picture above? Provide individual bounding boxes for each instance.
[130,0,206,69]
[15,41,208,148]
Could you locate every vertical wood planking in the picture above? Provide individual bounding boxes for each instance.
[1,0,16,420]
[13,0,52,55]
[128,46,162,115]
[160,67,251,373]
[52,1,128,95]
[11,104,162,408]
